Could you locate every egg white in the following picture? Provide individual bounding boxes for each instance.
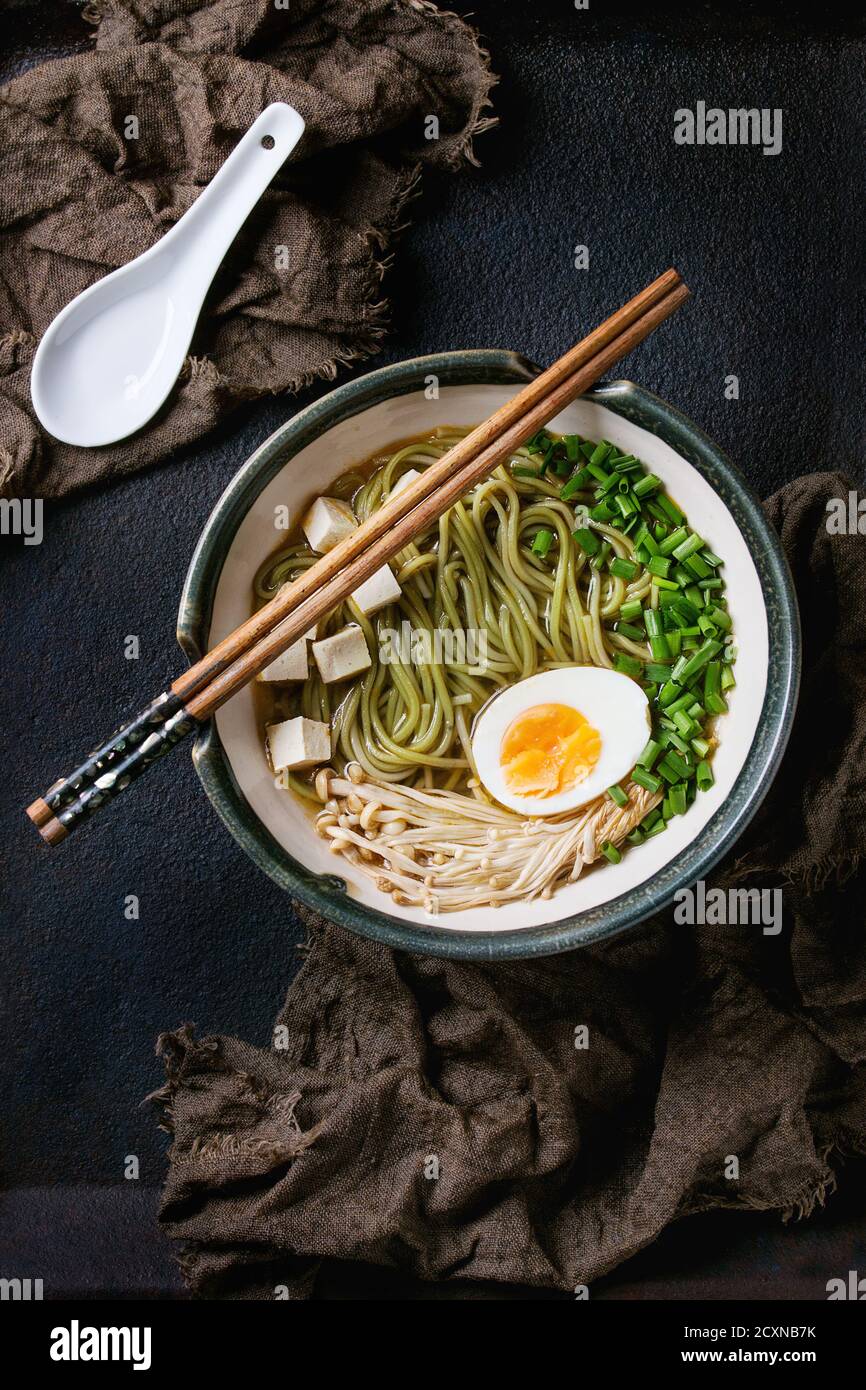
[471,667,651,816]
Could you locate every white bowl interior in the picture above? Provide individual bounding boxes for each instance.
[209,385,768,933]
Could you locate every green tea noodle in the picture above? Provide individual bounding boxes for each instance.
[252,427,679,912]
[255,428,654,793]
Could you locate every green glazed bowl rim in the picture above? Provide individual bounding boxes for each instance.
[178,350,801,959]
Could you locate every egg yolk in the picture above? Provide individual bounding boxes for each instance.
[500,702,602,799]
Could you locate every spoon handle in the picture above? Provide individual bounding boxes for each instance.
[168,103,306,294]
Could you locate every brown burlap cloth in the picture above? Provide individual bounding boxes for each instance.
[0,0,494,499]
[152,472,866,1298]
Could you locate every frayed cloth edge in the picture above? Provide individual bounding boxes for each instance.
[146,1023,323,1162]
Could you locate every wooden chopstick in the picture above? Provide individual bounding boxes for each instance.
[25,271,688,845]
[185,279,689,719]
[171,268,683,704]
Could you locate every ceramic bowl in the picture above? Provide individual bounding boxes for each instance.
[178,351,800,958]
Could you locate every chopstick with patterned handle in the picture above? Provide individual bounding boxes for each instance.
[25,271,689,845]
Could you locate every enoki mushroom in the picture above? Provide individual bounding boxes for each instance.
[305,763,661,914]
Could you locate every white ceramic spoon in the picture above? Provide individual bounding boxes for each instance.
[30,102,305,448]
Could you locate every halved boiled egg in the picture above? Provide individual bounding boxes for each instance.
[471,667,651,816]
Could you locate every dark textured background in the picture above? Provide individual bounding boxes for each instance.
[2,0,864,1299]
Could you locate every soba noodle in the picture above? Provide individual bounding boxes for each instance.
[254,427,734,912]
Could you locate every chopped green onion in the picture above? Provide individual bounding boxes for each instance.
[666,691,696,716]
[606,785,629,808]
[600,840,622,864]
[645,662,673,683]
[661,727,691,755]
[672,532,704,562]
[706,605,732,631]
[684,551,713,579]
[659,526,689,556]
[645,500,670,525]
[637,737,662,769]
[657,758,684,785]
[634,523,661,556]
[655,493,685,526]
[590,501,616,522]
[560,470,590,500]
[633,472,662,497]
[610,556,639,581]
[696,760,714,790]
[613,493,640,518]
[671,598,700,626]
[703,662,721,698]
[671,638,722,685]
[531,528,554,557]
[632,765,663,794]
[586,462,612,486]
[614,653,643,678]
[615,620,645,642]
[659,748,691,777]
[647,555,672,579]
[672,709,698,737]
[572,526,600,556]
[591,541,611,570]
[620,598,643,622]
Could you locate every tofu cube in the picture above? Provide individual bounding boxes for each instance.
[390,468,422,498]
[257,638,308,684]
[302,496,357,554]
[313,624,371,684]
[267,717,331,772]
[352,563,401,616]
